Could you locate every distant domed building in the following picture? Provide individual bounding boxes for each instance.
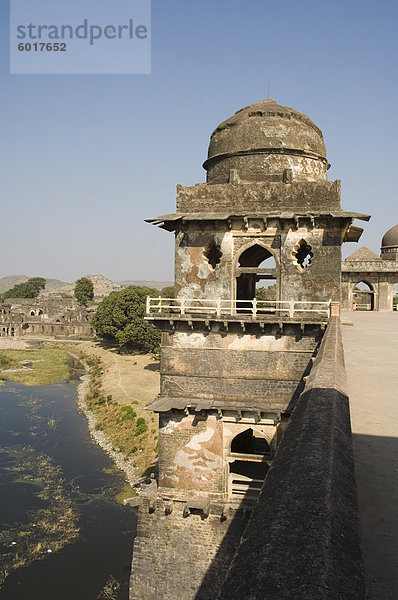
[381,224,398,260]
[342,225,398,311]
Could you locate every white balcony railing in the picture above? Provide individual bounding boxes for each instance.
[146,297,331,319]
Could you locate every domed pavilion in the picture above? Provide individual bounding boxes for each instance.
[131,99,370,600]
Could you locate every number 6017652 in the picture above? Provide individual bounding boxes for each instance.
[18,42,67,51]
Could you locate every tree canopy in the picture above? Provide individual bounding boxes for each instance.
[74,277,94,306]
[161,286,175,299]
[91,285,161,352]
[256,284,276,301]
[1,277,46,301]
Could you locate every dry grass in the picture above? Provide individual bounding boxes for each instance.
[75,340,160,478]
[0,348,70,385]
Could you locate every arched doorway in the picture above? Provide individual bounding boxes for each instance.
[228,428,271,499]
[393,285,398,311]
[353,281,375,311]
[235,243,278,310]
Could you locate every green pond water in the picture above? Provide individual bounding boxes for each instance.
[0,380,137,600]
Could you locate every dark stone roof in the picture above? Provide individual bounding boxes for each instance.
[204,99,327,172]
[381,224,398,249]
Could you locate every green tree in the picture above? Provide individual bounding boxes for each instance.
[1,277,46,301]
[74,277,94,306]
[92,285,161,352]
[256,284,276,302]
[161,286,175,299]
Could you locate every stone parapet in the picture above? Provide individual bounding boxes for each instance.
[342,260,398,272]
[216,316,366,600]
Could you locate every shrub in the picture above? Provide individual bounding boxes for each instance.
[134,418,148,436]
[117,406,137,423]
[0,353,11,367]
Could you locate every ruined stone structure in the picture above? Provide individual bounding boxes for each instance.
[130,99,368,600]
[0,297,95,339]
[342,224,398,311]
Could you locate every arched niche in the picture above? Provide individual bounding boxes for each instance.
[228,427,271,499]
[231,428,271,456]
[235,242,278,306]
[353,280,375,311]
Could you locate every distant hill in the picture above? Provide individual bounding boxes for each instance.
[0,275,173,298]
[51,274,122,298]
[0,275,67,294]
[119,280,173,291]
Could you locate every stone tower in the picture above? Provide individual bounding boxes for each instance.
[130,99,367,600]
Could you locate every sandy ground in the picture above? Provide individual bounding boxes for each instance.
[341,311,398,600]
[77,340,160,408]
[0,338,29,349]
[75,340,161,479]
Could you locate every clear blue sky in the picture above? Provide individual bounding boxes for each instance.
[1,0,397,282]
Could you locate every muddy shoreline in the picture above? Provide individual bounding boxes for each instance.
[75,366,138,489]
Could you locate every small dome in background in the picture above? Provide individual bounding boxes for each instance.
[381,224,398,260]
[381,224,398,249]
[203,99,329,184]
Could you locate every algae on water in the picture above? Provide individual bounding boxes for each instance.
[0,445,80,588]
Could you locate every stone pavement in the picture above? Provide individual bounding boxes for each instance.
[341,311,398,600]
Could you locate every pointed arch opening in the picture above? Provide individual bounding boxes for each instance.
[353,280,375,311]
[229,428,271,499]
[236,243,278,309]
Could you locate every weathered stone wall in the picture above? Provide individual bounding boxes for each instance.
[206,153,328,184]
[175,228,233,300]
[216,317,366,600]
[177,181,341,213]
[158,412,224,495]
[157,410,278,498]
[130,498,248,600]
[160,328,320,409]
[279,222,342,303]
[175,220,343,304]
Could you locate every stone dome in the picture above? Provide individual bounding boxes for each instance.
[203,99,329,184]
[381,224,398,251]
